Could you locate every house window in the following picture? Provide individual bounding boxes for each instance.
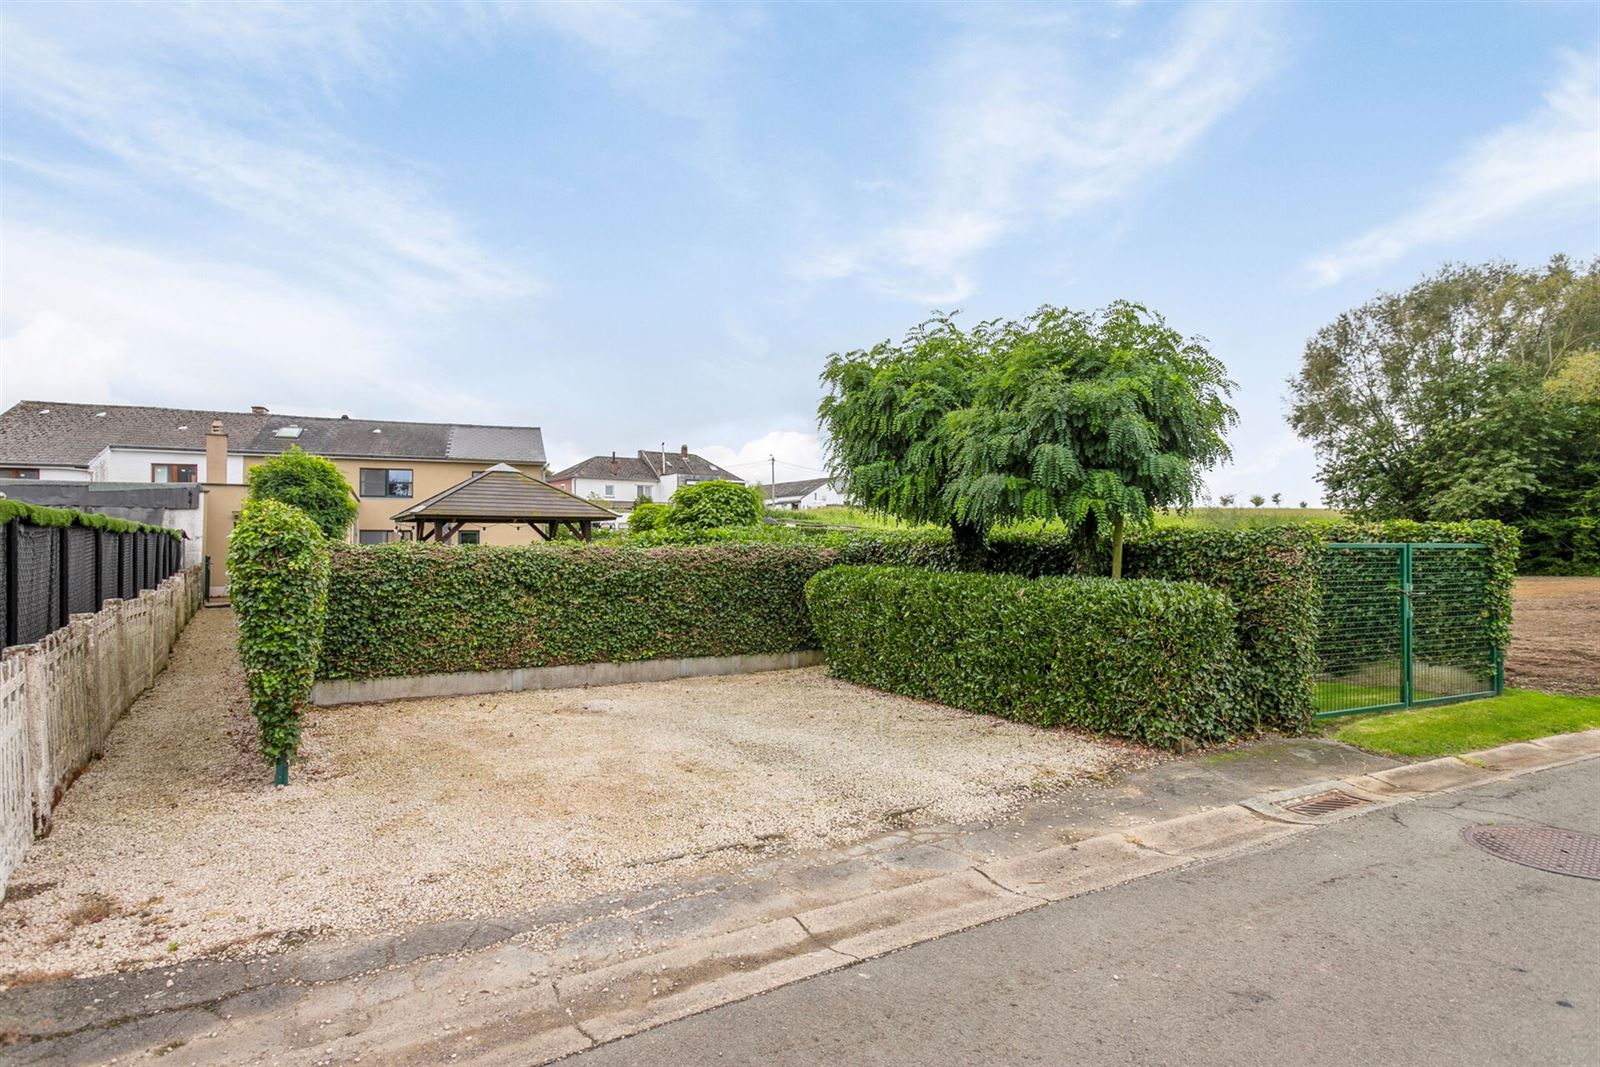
[457,530,480,545]
[359,468,413,498]
[357,529,392,545]
[151,463,198,483]
[636,485,652,500]
[603,484,615,497]
[0,468,40,480]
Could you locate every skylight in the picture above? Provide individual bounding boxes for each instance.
[274,426,303,438]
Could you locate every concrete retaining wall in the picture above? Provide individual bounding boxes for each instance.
[311,650,826,706]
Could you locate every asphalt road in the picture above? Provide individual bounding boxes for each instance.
[571,759,1600,1067]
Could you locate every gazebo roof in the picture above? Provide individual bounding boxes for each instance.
[392,464,618,524]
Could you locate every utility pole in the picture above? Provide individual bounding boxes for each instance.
[769,455,776,502]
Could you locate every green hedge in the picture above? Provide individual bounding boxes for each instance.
[841,523,1320,733]
[318,541,840,680]
[805,566,1244,748]
[0,498,183,538]
[228,499,330,766]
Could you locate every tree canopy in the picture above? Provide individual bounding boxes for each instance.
[818,301,1237,574]
[245,446,358,541]
[1289,257,1600,574]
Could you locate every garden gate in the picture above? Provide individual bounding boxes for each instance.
[1314,542,1503,717]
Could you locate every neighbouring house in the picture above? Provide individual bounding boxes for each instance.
[546,445,744,512]
[0,400,553,594]
[762,477,843,510]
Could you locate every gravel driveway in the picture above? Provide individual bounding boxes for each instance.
[0,610,1145,982]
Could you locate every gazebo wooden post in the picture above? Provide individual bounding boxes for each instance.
[580,520,592,542]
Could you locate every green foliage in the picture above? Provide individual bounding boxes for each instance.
[805,566,1243,749]
[0,498,182,537]
[227,499,330,765]
[817,301,1237,567]
[319,541,839,679]
[1289,257,1600,574]
[245,446,359,540]
[665,480,765,530]
[839,523,1322,733]
[626,500,672,533]
[1249,495,1265,507]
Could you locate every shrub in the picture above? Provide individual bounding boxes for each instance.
[228,499,330,768]
[627,500,672,533]
[666,480,764,530]
[0,498,181,537]
[319,541,839,679]
[805,566,1243,748]
[246,446,358,540]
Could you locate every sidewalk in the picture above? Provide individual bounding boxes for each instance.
[4,731,1596,1065]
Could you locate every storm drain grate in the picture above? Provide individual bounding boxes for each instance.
[1462,824,1600,880]
[1281,790,1372,818]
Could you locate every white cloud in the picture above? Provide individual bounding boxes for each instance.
[0,7,533,310]
[1307,53,1600,287]
[699,430,827,485]
[796,4,1283,303]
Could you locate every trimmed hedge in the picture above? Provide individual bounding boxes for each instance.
[318,541,840,680]
[806,566,1244,748]
[0,498,183,538]
[841,523,1321,733]
[228,499,330,765]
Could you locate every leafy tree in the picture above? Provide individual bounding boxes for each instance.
[1289,257,1600,574]
[1299,501,1309,509]
[667,480,764,530]
[627,500,672,533]
[819,301,1236,577]
[1270,492,1282,506]
[1218,494,1235,507]
[245,446,358,540]
[1250,494,1265,508]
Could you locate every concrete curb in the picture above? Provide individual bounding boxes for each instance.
[9,729,1597,1066]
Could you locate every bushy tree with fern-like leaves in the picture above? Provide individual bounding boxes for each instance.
[818,301,1237,577]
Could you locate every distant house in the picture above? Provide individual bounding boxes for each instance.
[0,400,552,593]
[763,477,843,509]
[547,446,743,511]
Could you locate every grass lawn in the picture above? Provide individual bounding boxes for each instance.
[1156,506,1340,529]
[1330,688,1600,758]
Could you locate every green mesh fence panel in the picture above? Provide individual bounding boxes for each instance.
[1314,542,1499,717]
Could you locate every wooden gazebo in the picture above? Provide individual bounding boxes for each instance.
[392,464,618,542]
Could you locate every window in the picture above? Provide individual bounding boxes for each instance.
[151,463,198,483]
[359,468,413,498]
[603,484,615,497]
[636,485,652,500]
[457,530,480,545]
[357,529,392,545]
[0,468,40,480]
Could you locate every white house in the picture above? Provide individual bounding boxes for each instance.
[763,477,843,509]
[546,446,744,511]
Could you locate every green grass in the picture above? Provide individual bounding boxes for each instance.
[765,506,911,529]
[1156,507,1341,530]
[1331,689,1600,758]
[1314,681,1402,713]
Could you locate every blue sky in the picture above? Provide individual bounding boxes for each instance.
[2,2,1595,501]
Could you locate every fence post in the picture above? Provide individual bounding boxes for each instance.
[3,522,16,648]
[16,644,51,836]
[57,527,71,631]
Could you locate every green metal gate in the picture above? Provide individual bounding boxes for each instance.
[1314,542,1504,718]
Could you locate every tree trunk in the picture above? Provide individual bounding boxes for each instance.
[1110,515,1126,579]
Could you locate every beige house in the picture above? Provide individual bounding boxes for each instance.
[0,401,558,594]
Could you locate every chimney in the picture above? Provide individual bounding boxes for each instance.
[679,444,689,457]
[205,421,229,483]
[610,450,619,475]
[251,405,269,415]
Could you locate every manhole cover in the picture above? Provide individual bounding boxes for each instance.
[1462,824,1600,880]
[1282,790,1371,818]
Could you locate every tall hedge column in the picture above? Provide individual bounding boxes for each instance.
[227,499,330,785]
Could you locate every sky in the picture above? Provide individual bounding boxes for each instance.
[1,2,1596,503]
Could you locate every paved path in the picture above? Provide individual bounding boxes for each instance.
[572,759,1600,1067]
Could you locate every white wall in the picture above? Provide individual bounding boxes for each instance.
[92,447,244,484]
[799,483,844,507]
[570,476,658,505]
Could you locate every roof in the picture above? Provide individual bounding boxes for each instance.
[0,401,546,467]
[548,449,744,484]
[392,464,617,523]
[764,477,832,501]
